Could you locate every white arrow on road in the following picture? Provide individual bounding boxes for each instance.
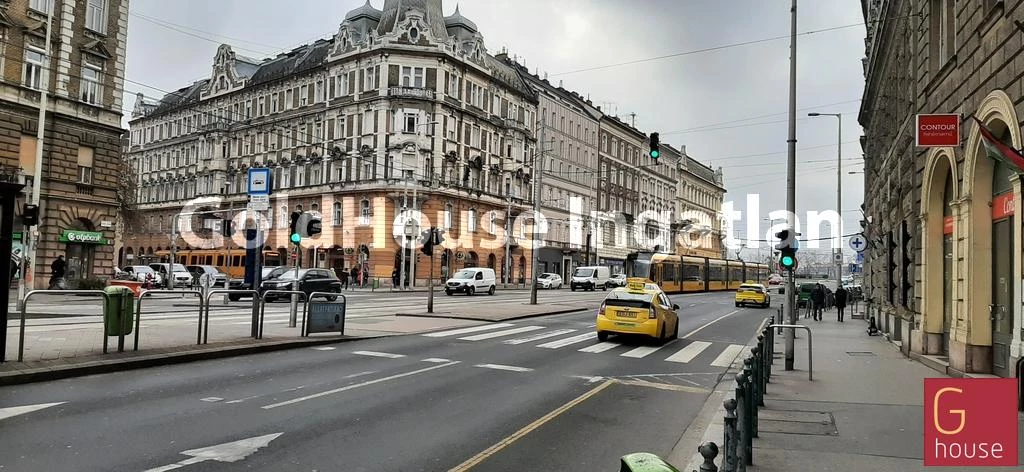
[142,433,283,472]
[0,402,65,421]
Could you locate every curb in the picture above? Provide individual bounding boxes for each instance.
[0,335,386,387]
[396,306,592,322]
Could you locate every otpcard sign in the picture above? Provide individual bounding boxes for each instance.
[916,114,961,147]
[924,378,1018,466]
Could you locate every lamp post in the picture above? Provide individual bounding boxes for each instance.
[808,111,843,288]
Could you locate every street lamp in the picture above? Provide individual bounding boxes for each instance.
[808,112,843,288]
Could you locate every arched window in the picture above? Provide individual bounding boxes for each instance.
[359,199,371,225]
[444,203,453,229]
[279,205,288,228]
[468,208,477,232]
[333,201,342,226]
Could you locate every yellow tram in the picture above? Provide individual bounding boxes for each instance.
[624,251,770,294]
[153,249,282,279]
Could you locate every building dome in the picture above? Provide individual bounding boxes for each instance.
[346,0,383,22]
[444,4,477,32]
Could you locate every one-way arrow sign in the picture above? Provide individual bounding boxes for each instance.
[143,432,282,472]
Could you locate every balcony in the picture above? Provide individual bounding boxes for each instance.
[388,87,435,100]
[199,121,230,133]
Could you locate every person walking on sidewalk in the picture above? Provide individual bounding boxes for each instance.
[350,266,359,290]
[810,283,825,321]
[835,285,848,322]
[49,255,66,290]
[339,267,349,290]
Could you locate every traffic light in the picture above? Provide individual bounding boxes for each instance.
[775,229,798,271]
[21,204,39,227]
[289,211,301,245]
[649,132,660,160]
[421,228,434,256]
[222,219,234,237]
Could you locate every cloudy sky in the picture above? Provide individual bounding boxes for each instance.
[123,0,866,263]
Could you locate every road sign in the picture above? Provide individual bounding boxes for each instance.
[247,194,269,211]
[307,299,345,335]
[855,252,864,263]
[198,273,215,289]
[848,234,867,252]
[247,168,271,196]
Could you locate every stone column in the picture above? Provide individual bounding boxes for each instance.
[1009,175,1023,372]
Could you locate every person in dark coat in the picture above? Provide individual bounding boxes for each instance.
[835,286,849,322]
[49,255,66,289]
[350,266,359,290]
[810,284,826,321]
[339,267,349,290]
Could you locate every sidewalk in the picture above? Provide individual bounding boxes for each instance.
[678,312,1024,471]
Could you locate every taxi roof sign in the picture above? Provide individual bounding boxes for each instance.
[626,278,647,292]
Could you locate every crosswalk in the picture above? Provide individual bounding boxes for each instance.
[422,323,747,366]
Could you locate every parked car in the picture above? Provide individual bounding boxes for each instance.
[122,265,163,287]
[228,266,287,300]
[259,268,342,302]
[186,265,228,287]
[149,263,194,288]
[537,273,563,289]
[570,266,611,291]
[606,273,627,288]
[445,268,497,296]
[112,267,132,280]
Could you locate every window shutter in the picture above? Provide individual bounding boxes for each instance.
[483,93,489,112]
[426,68,437,90]
[443,71,449,94]
[292,88,299,108]
[329,78,335,98]
[327,119,335,140]
[347,114,355,136]
[358,72,364,93]
[388,65,399,87]
[374,110,379,133]
[518,107,525,122]
[374,65,380,88]
[348,71,356,94]
[501,99,508,117]
[307,85,314,104]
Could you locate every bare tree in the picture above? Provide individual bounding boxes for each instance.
[117,157,140,233]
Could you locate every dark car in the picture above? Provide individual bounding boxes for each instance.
[228,266,287,301]
[260,268,342,302]
[186,265,228,287]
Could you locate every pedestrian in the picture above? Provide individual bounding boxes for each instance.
[50,255,66,289]
[391,269,399,288]
[835,286,848,322]
[810,283,825,321]
[362,267,368,287]
[339,267,349,290]
[350,266,359,290]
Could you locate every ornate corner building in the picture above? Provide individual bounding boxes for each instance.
[127,0,540,285]
[0,0,129,288]
[860,0,1023,377]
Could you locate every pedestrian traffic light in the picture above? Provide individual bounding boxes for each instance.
[306,214,322,237]
[289,211,302,245]
[649,132,660,160]
[21,204,39,227]
[421,228,435,256]
[222,219,234,237]
[775,228,797,271]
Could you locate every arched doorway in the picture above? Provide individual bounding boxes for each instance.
[465,251,479,268]
[487,253,496,270]
[441,249,453,280]
[393,248,412,287]
[962,92,1020,376]
[518,255,526,284]
[63,218,99,284]
[921,148,958,356]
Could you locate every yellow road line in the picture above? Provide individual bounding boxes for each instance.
[447,380,615,472]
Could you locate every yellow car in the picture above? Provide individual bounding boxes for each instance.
[596,278,680,343]
[735,283,771,308]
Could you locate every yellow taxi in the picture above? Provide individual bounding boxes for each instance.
[596,278,680,343]
[735,283,771,308]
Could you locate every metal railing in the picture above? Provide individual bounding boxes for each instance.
[689,316,815,472]
[256,290,309,339]
[202,290,259,344]
[302,292,346,337]
[768,324,812,380]
[18,290,111,361]
[134,289,204,351]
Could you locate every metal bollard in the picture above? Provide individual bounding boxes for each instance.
[734,373,748,472]
[763,327,773,382]
[742,358,755,461]
[697,442,720,472]
[722,398,738,472]
[745,356,759,440]
[755,337,766,405]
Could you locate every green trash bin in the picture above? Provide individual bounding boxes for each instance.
[103,286,135,336]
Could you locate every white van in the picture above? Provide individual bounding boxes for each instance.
[570,266,611,291]
[444,267,496,296]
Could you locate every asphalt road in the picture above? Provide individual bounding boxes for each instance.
[0,291,770,472]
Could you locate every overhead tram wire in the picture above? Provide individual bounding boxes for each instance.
[130,12,288,53]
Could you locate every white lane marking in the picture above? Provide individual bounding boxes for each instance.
[711,344,748,367]
[311,346,336,351]
[200,397,223,403]
[142,433,283,472]
[262,362,460,409]
[422,358,452,363]
[459,325,545,341]
[621,344,671,358]
[571,375,606,384]
[474,364,534,373]
[352,351,405,359]
[682,310,740,338]
[504,328,577,345]
[579,342,620,353]
[225,395,261,404]
[0,402,65,421]
[537,332,597,349]
[689,304,697,307]
[664,341,712,363]
[343,371,377,379]
[422,323,515,337]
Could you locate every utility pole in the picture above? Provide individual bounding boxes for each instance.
[784,0,798,371]
[529,118,547,305]
[410,175,417,289]
[504,196,512,288]
[836,115,843,289]
[168,214,178,289]
[19,4,54,307]
[400,176,408,290]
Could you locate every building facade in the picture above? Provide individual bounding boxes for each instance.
[860,0,1024,377]
[127,0,539,286]
[0,0,129,288]
[673,145,725,259]
[513,68,602,280]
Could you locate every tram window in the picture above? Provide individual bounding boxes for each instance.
[232,256,242,266]
[683,264,701,281]
[663,264,676,283]
[217,255,224,266]
[730,268,742,282]
[708,265,724,281]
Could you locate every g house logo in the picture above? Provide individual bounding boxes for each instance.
[924,378,1018,466]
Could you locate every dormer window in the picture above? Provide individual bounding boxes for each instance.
[409,27,419,41]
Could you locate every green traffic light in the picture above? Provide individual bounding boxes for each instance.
[650,150,660,158]
[290,233,301,244]
[781,255,795,267]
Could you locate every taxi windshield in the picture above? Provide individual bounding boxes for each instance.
[604,291,653,309]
